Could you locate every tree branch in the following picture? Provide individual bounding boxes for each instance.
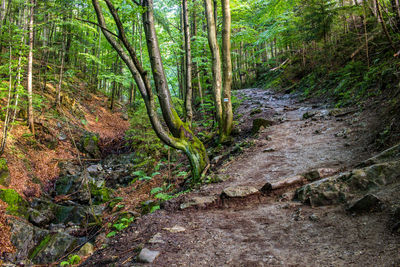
[75,17,120,40]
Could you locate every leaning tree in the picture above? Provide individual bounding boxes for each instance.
[92,0,209,181]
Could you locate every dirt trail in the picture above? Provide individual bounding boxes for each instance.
[83,89,400,267]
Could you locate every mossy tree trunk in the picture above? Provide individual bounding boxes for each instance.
[204,0,233,143]
[92,0,209,182]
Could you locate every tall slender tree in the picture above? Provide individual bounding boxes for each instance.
[183,0,193,125]
[27,0,35,135]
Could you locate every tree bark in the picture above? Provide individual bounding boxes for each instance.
[221,0,233,142]
[375,0,396,50]
[183,0,193,125]
[204,0,223,131]
[27,0,35,135]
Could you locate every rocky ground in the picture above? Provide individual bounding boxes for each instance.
[81,89,400,266]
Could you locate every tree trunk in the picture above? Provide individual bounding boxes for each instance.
[56,29,66,106]
[221,0,233,142]
[375,0,395,50]
[0,33,13,155]
[204,0,223,131]
[183,0,193,125]
[27,0,35,135]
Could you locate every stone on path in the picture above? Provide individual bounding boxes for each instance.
[221,186,258,198]
[180,196,217,210]
[137,248,160,263]
[148,233,165,244]
[163,225,186,233]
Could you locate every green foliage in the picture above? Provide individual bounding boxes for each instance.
[106,216,134,238]
[131,170,160,183]
[60,254,81,266]
[125,102,167,169]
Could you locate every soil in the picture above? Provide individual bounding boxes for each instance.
[82,89,400,267]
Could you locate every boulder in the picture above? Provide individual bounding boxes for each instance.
[0,158,11,186]
[6,218,49,262]
[80,133,101,158]
[30,232,78,264]
[296,160,400,206]
[347,194,383,213]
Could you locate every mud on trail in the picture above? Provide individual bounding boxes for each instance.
[83,89,400,266]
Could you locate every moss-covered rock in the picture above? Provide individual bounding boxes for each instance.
[6,218,49,262]
[252,118,273,134]
[0,189,29,218]
[54,175,76,196]
[295,160,400,206]
[90,181,112,204]
[0,158,10,187]
[80,133,101,158]
[30,232,78,264]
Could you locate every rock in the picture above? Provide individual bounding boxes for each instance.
[77,242,95,257]
[31,232,78,264]
[54,175,77,196]
[58,162,81,176]
[58,132,67,141]
[148,233,165,244]
[252,119,273,134]
[163,225,186,233]
[80,133,101,158]
[295,160,400,206]
[87,164,103,173]
[221,186,258,198]
[0,158,11,186]
[180,196,217,210]
[28,208,55,227]
[347,194,383,213]
[302,170,320,182]
[137,248,160,263]
[6,218,49,262]
[0,189,29,218]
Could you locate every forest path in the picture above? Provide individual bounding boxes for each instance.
[82,88,400,266]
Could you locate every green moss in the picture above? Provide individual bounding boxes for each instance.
[0,158,10,186]
[0,189,29,218]
[29,234,52,260]
[90,183,112,204]
[0,158,7,170]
